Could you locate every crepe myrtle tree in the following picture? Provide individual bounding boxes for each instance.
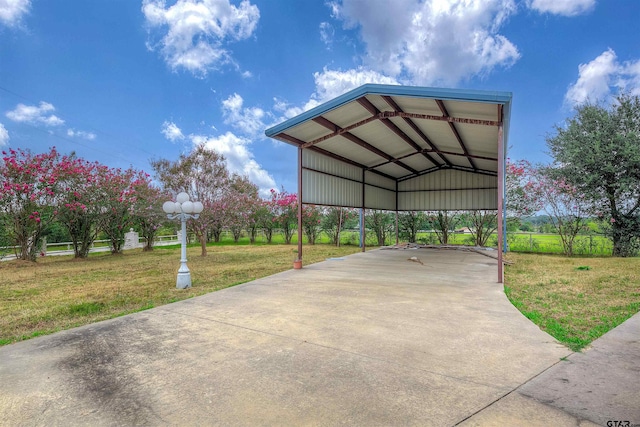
[546,93,640,256]
[365,209,394,246]
[467,210,498,247]
[151,144,230,256]
[269,188,297,244]
[321,206,353,246]
[257,200,277,243]
[506,159,543,219]
[428,211,461,245]
[247,202,269,244]
[131,175,167,251]
[530,168,590,257]
[225,175,260,243]
[0,147,68,261]
[56,159,111,258]
[98,167,152,254]
[207,199,227,243]
[302,204,322,245]
[398,211,427,243]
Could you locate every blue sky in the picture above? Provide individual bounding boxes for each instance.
[1,0,639,196]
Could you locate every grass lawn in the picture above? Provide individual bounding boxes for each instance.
[3,243,639,353]
[0,243,363,346]
[505,253,640,351]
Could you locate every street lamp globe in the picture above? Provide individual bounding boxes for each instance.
[163,192,202,289]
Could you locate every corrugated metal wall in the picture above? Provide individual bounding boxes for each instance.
[364,185,396,210]
[301,150,497,211]
[302,150,362,207]
[398,169,497,210]
[302,169,361,207]
[364,171,395,190]
[302,150,361,181]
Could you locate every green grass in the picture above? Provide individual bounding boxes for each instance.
[3,241,637,353]
[0,243,364,346]
[505,253,640,351]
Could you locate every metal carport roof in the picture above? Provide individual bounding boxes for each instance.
[265,83,511,281]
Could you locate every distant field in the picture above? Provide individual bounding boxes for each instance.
[208,230,614,256]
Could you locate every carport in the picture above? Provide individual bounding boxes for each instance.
[265,84,512,282]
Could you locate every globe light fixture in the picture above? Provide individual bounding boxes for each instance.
[163,192,204,289]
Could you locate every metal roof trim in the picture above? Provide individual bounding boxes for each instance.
[265,83,512,139]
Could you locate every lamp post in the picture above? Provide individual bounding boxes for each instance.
[162,192,204,289]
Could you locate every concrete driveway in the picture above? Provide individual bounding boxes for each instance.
[0,248,635,426]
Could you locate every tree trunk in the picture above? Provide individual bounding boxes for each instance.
[200,234,207,257]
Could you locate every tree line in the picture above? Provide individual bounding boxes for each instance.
[2,93,639,260]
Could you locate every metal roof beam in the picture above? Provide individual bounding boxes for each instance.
[369,148,497,171]
[382,96,452,167]
[379,111,500,126]
[278,132,398,182]
[436,100,477,171]
[312,116,419,175]
[301,115,378,148]
[357,97,441,168]
[396,164,497,182]
[309,146,397,181]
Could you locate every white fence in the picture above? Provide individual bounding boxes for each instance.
[1,234,181,261]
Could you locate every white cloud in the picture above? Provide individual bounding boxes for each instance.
[527,0,595,16]
[0,123,9,146]
[618,60,640,98]
[319,22,335,48]
[190,131,276,196]
[5,101,64,126]
[271,67,399,123]
[0,0,30,27]
[565,49,640,106]
[142,0,260,77]
[329,0,519,86]
[161,120,185,142]
[221,93,268,137]
[66,128,96,140]
[312,67,399,103]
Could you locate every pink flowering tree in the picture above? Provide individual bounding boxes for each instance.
[97,167,151,254]
[57,159,110,258]
[302,204,322,244]
[531,168,590,256]
[506,159,543,218]
[269,188,298,244]
[132,177,167,251]
[207,199,227,242]
[257,200,277,243]
[225,175,260,243]
[151,144,230,256]
[246,202,268,243]
[0,147,66,261]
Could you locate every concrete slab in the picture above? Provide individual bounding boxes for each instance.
[0,248,582,426]
[517,311,640,426]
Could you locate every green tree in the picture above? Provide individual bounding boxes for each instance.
[398,211,426,243]
[546,94,640,256]
[321,207,352,246]
[365,210,394,246]
[428,211,460,244]
[468,210,498,247]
